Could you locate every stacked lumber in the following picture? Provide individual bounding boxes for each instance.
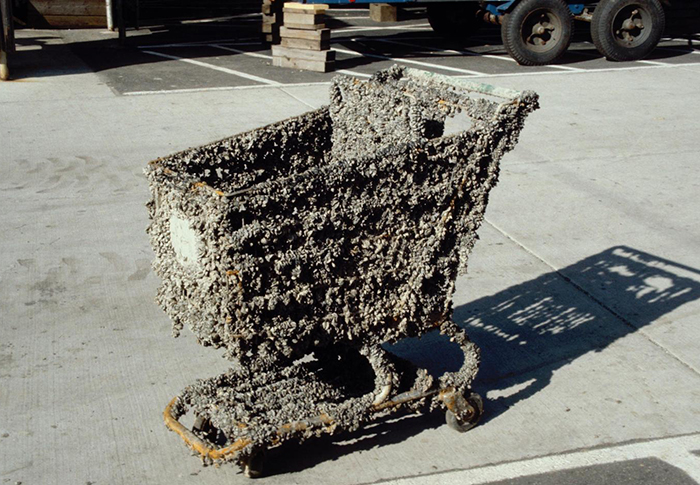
[27,0,106,28]
[261,0,283,44]
[369,3,397,22]
[272,3,333,73]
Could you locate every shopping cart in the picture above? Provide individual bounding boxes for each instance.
[146,66,539,477]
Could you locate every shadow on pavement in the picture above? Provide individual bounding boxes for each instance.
[264,246,700,476]
[393,245,700,423]
[458,246,700,422]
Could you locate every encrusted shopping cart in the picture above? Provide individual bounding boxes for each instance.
[146,66,538,477]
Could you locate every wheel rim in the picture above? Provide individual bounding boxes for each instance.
[520,8,563,53]
[610,4,652,48]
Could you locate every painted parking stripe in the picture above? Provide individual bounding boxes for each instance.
[139,40,260,49]
[451,60,700,79]
[211,44,272,60]
[141,50,280,85]
[669,37,700,45]
[122,59,700,95]
[335,24,432,34]
[381,433,700,485]
[573,43,685,66]
[212,36,485,77]
[337,69,372,78]
[123,81,332,96]
[637,59,673,66]
[335,43,487,76]
[374,38,518,63]
[660,47,700,56]
[373,38,583,71]
[210,44,372,78]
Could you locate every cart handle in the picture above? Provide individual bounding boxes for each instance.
[403,67,527,101]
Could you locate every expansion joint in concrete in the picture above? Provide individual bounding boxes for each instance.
[278,87,317,110]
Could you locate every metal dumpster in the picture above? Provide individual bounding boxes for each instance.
[146,66,539,477]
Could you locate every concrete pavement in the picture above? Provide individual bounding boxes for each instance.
[1,28,700,484]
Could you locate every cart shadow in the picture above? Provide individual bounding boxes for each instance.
[266,408,445,476]
[457,245,700,423]
[265,246,700,476]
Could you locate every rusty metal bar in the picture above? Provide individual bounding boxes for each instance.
[163,398,252,460]
[164,386,441,461]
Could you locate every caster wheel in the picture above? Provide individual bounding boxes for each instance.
[445,392,483,433]
[192,415,219,444]
[243,449,265,479]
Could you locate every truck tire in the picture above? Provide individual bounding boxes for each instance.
[591,0,665,61]
[427,3,481,41]
[501,0,573,66]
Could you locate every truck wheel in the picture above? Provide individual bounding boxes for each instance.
[501,0,573,66]
[427,3,481,41]
[591,0,665,61]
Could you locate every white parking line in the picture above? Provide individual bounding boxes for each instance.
[335,23,431,34]
[452,60,700,79]
[335,43,487,76]
[123,81,332,96]
[570,43,675,67]
[122,58,700,96]
[337,70,372,78]
[141,50,280,85]
[138,39,260,49]
[211,44,372,78]
[660,46,700,55]
[373,38,584,71]
[381,433,700,485]
[637,59,673,66]
[376,37,517,63]
[669,37,700,45]
[211,44,272,60]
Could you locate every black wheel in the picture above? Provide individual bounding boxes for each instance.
[501,0,573,66]
[445,392,484,433]
[427,3,481,41]
[591,0,665,61]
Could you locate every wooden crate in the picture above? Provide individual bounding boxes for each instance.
[281,36,329,51]
[272,44,335,72]
[27,0,107,28]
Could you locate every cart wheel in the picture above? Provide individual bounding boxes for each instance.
[243,448,266,479]
[501,0,573,66]
[445,392,483,433]
[590,0,665,61]
[192,415,219,444]
[427,3,481,41]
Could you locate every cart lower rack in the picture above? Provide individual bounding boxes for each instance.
[146,66,539,477]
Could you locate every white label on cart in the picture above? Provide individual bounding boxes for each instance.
[169,214,201,267]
